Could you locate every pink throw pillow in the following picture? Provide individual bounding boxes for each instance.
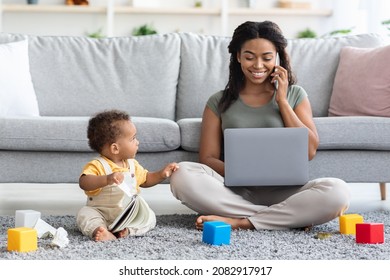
[328,45,390,117]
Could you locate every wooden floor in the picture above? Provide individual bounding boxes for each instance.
[0,182,389,216]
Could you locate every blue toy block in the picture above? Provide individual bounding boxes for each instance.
[202,221,231,245]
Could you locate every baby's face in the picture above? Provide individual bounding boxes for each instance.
[116,120,139,159]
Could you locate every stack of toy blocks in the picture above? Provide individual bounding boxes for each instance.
[339,213,385,244]
[7,210,41,253]
[202,221,231,245]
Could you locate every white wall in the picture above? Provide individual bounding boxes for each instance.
[0,0,388,39]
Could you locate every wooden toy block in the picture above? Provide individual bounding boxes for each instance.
[7,227,38,252]
[202,221,231,246]
[339,214,364,234]
[15,210,41,228]
[356,223,384,244]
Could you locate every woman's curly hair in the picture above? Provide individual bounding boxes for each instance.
[87,110,130,153]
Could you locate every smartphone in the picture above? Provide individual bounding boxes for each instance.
[274,52,280,90]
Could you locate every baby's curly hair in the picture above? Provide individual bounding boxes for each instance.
[87,110,131,153]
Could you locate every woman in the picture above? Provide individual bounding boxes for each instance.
[170,21,350,231]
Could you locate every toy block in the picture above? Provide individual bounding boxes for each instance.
[15,210,41,228]
[202,221,231,246]
[356,223,384,244]
[339,214,364,234]
[34,218,57,238]
[7,227,38,252]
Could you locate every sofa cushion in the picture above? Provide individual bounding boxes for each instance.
[177,116,390,152]
[0,33,180,120]
[0,117,180,152]
[177,118,202,152]
[0,40,39,117]
[133,117,180,152]
[286,33,384,117]
[314,116,390,150]
[328,45,390,117]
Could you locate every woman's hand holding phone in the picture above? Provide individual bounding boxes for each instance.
[272,52,289,104]
[273,52,280,90]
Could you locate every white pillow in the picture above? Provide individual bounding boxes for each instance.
[0,40,40,117]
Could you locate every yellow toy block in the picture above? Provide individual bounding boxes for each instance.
[339,214,364,235]
[7,227,38,252]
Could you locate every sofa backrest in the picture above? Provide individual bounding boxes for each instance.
[1,32,384,120]
[0,33,181,120]
[177,33,385,119]
[287,33,384,117]
[176,33,230,120]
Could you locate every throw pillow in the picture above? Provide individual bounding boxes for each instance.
[0,40,40,117]
[328,44,390,117]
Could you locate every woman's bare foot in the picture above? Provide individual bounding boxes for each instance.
[93,227,117,242]
[116,228,129,238]
[195,215,254,230]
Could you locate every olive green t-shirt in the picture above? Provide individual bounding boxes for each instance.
[206,85,307,131]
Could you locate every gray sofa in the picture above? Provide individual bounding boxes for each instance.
[0,32,388,198]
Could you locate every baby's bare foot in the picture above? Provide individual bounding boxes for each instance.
[117,228,129,238]
[93,226,117,242]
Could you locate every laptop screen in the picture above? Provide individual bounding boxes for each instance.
[224,127,309,187]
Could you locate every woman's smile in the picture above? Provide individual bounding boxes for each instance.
[250,70,267,79]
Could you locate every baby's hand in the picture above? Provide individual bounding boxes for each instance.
[162,162,179,178]
[107,172,124,186]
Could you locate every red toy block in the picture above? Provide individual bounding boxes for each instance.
[356,223,384,244]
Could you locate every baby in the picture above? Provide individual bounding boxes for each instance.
[76,109,179,241]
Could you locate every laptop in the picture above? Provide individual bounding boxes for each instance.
[224,127,309,187]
